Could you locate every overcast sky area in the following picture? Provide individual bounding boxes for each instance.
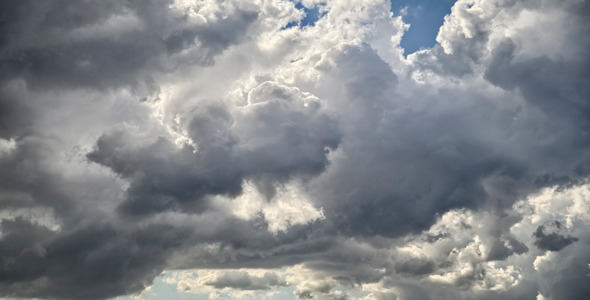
[0,0,589,299]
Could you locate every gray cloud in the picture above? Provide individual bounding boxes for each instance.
[0,0,257,92]
[87,84,341,216]
[533,223,579,252]
[205,271,287,291]
[0,216,194,299]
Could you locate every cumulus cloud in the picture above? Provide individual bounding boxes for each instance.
[0,0,589,299]
[164,268,288,299]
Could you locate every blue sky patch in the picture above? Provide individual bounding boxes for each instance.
[391,0,456,54]
[285,1,324,29]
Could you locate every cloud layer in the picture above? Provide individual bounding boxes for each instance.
[0,0,589,299]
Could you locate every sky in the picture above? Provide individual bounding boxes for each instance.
[391,0,456,54]
[0,0,589,300]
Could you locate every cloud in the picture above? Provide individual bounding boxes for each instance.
[0,219,191,299]
[86,80,340,216]
[205,271,288,291]
[533,223,579,252]
[0,0,589,299]
[162,268,289,299]
[0,0,258,91]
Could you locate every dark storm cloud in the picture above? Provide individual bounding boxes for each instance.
[0,83,33,139]
[0,218,53,283]
[485,235,528,261]
[485,39,590,140]
[0,219,192,300]
[539,253,590,300]
[87,128,241,215]
[533,224,579,252]
[311,43,521,237]
[0,0,257,91]
[163,9,258,57]
[0,137,77,218]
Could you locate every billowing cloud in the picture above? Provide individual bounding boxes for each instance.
[0,0,589,299]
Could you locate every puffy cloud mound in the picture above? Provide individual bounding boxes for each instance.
[0,0,589,299]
